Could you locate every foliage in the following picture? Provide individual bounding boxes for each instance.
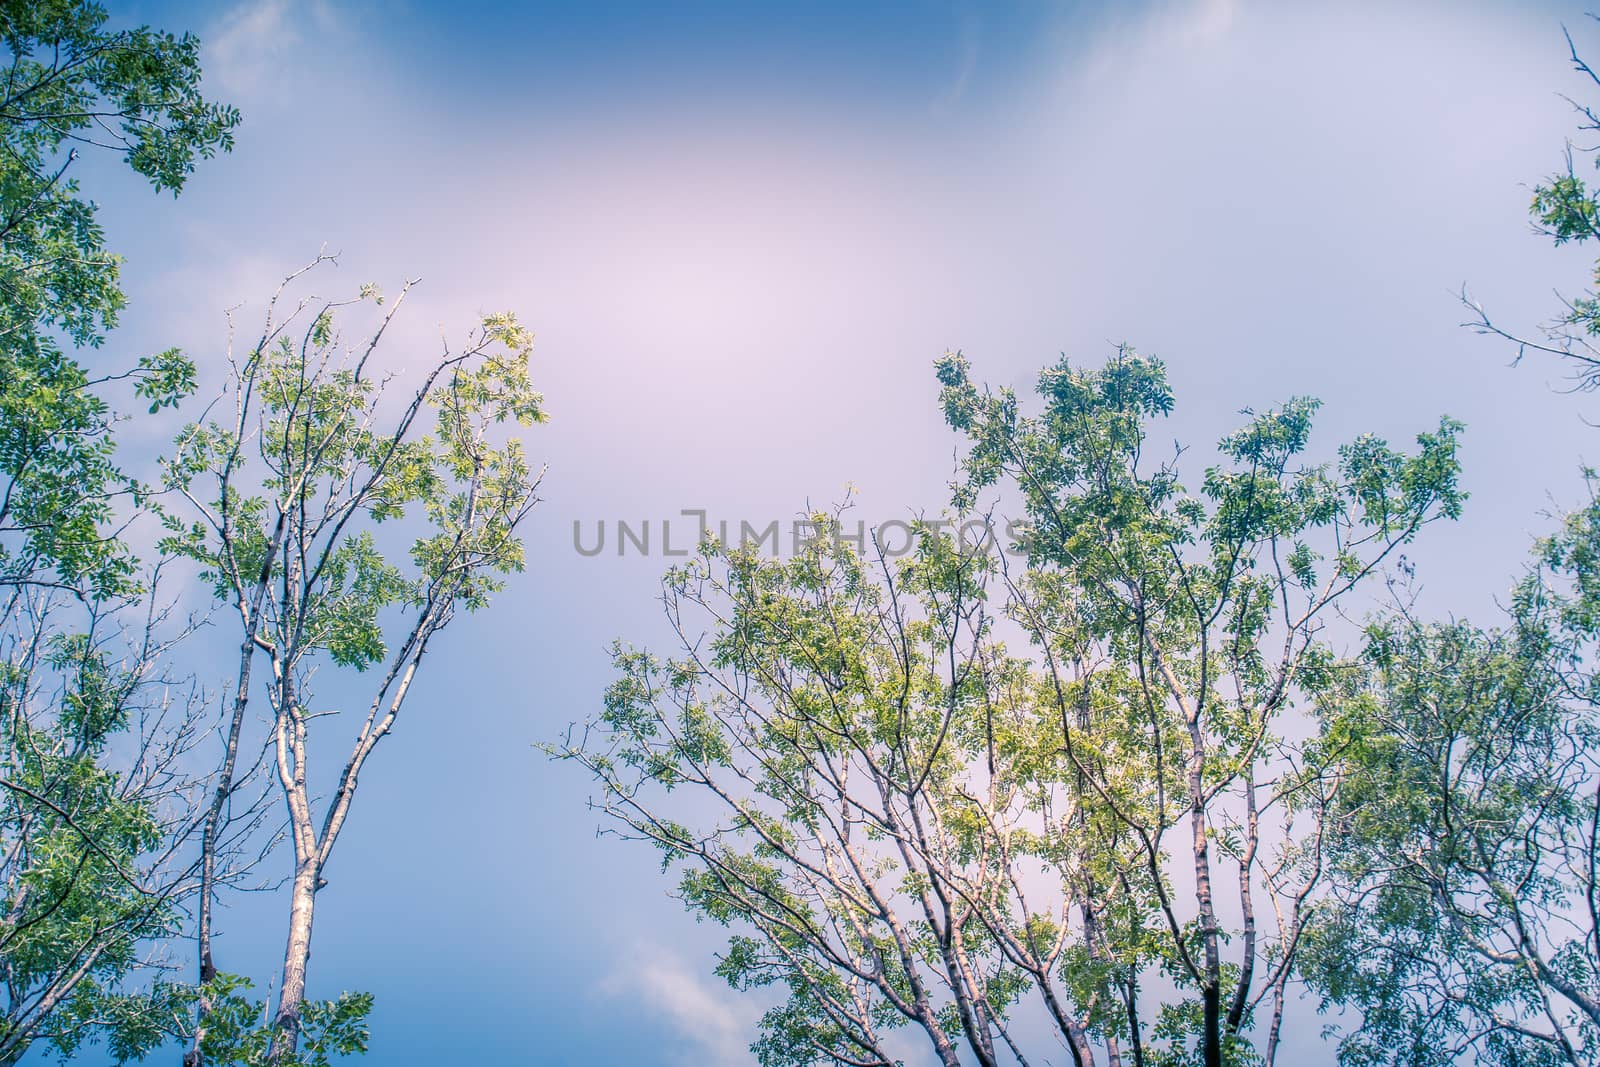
[564,348,1463,1067]
[0,2,235,1061]
[0,581,213,1066]
[174,974,373,1067]
[162,260,545,1062]
[1465,19,1600,395]
[1307,26,1600,1067]
[0,0,234,593]
[1304,488,1600,1067]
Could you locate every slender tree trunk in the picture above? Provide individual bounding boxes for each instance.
[1201,978,1222,1067]
[1073,675,1118,1067]
[1124,970,1145,1067]
[268,858,320,1061]
[943,915,1000,1067]
[188,511,287,1067]
[183,634,258,1067]
[1150,634,1224,1067]
[1083,901,1121,1067]
[1033,966,1096,1067]
[1226,774,1259,1037]
[1189,755,1222,1067]
[1265,980,1287,1067]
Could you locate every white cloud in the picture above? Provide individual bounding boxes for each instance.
[1178,0,1241,46]
[599,944,761,1067]
[203,0,344,101]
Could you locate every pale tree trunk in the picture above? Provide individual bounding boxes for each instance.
[266,653,318,1063]
[1157,634,1225,1067]
[185,447,291,1067]
[1265,982,1287,1067]
[1187,723,1223,1067]
[1226,773,1259,1040]
[268,859,321,1060]
[1191,791,1223,1067]
[184,595,272,1067]
[179,261,539,1067]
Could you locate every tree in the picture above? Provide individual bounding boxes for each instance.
[0,0,237,594]
[0,570,215,1065]
[162,256,545,1062]
[935,350,1461,1067]
[0,1,238,1059]
[1301,510,1600,1065]
[1461,18,1600,395]
[1304,25,1600,1065]
[561,348,1463,1067]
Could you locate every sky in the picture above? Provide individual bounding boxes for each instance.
[54,0,1600,1063]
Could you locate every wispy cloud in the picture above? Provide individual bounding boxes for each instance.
[203,0,342,100]
[932,8,982,114]
[1178,0,1240,47]
[1057,0,1242,89]
[600,944,761,1067]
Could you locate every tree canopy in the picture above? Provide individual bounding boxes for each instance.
[563,350,1464,1067]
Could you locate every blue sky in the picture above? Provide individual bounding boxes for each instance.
[62,0,1600,1063]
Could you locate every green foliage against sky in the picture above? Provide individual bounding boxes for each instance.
[1296,33,1600,1064]
[8,3,1600,1067]
[0,0,236,595]
[156,263,546,1064]
[0,2,238,1062]
[563,21,1600,1064]
[566,349,1465,1067]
